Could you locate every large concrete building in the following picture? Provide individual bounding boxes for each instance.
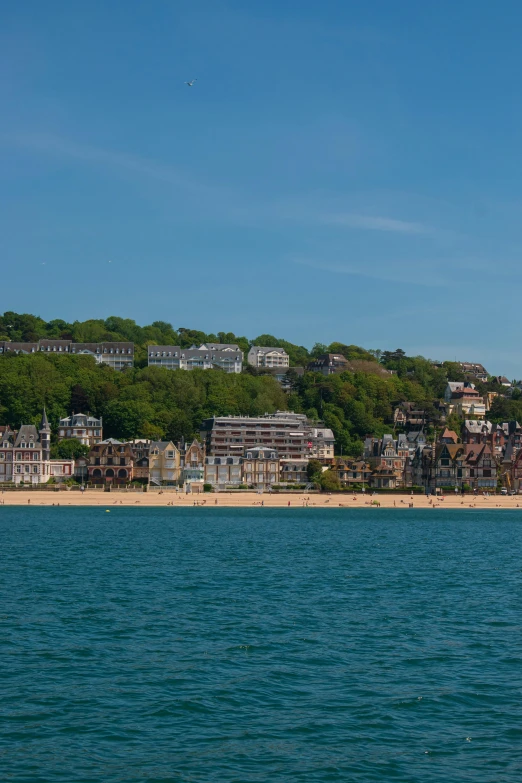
[200,411,334,463]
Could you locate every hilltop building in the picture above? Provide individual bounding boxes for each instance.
[148,344,243,373]
[0,340,133,370]
[307,353,349,375]
[247,346,289,369]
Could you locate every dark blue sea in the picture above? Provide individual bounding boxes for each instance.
[1,508,521,782]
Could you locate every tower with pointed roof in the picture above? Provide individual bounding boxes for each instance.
[39,408,51,461]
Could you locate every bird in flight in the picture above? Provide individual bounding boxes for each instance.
[185,79,197,87]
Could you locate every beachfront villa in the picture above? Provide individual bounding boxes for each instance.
[0,410,74,484]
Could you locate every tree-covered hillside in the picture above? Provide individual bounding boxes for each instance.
[2,312,519,457]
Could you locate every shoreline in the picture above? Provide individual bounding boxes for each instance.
[1,490,521,509]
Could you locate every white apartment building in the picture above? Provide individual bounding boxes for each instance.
[148,344,243,373]
[247,346,290,369]
[0,340,134,370]
[307,427,335,462]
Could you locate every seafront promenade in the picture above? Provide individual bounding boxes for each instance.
[1,490,521,509]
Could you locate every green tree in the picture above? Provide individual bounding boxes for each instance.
[51,439,90,460]
[307,459,323,484]
[320,470,341,491]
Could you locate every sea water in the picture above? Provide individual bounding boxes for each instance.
[1,507,521,782]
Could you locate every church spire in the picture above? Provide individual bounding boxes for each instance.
[40,408,51,461]
[40,407,50,431]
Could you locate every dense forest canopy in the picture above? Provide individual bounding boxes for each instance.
[1,312,520,457]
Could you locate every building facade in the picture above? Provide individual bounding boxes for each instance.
[0,411,73,484]
[243,447,280,490]
[332,459,372,488]
[447,387,486,418]
[307,353,349,375]
[201,411,335,463]
[148,345,243,373]
[444,381,475,403]
[307,427,335,463]
[247,346,290,369]
[204,456,243,489]
[279,458,309,485]
[181,440,205,487]
[0,340,134,369]
[458,362,489,382]
[88,439,134,484]
[364,435,409,486]
[58,413,103,446]
[130,439,150,481]
[149,441,181,485]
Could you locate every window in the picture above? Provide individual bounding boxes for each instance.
[21,442,26,448]
[33,465,38,473]
[0,453,4,460]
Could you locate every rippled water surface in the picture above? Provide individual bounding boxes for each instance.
[1,507,522,782]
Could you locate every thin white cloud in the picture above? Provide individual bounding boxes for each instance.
[291,257,449,287]
[321,213,430,234]
[6,132,229,200]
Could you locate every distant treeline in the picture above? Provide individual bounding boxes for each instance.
[1,312,520,457]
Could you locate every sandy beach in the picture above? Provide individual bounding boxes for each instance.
[1,490,521,509]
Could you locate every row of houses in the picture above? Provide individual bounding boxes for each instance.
[4,407,522,492]
[0,411,334,490]
[329,417,522,492]
[82,411,333,490]
[83,440,309,491]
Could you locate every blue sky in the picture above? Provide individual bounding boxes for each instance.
[1,0,522,375]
